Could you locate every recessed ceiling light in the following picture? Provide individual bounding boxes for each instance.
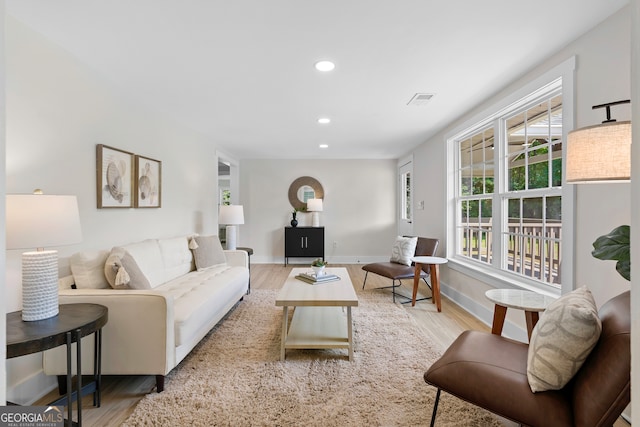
[319,144,329,149]
[317,117,331,124]
[314,60,335,72]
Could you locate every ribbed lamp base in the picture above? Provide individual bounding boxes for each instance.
[21,250,59,321]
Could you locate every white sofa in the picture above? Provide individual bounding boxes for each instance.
[43,235,249,392]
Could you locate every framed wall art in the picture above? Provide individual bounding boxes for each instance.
[135,155,162,208]
[96,144,134,208]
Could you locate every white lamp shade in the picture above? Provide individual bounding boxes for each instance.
[6,194,83,249]
[566,121,631,183]
[219,204,244,225]
[307,198,323,212]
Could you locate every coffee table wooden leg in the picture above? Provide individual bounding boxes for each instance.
[412,263,421,306]
[431,264,442,312]
[281,306,288,361]
[525,311,539,341]
[491,305,507,335]
[347,306,354,361]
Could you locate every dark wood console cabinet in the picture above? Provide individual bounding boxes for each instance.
[284,226,324,265]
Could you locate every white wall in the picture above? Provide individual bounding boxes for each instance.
[410,7,632,336]
[239,159,397,264]
[5,16,222,403]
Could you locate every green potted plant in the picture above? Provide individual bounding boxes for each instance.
[290,207,306,227]
[311,258,328,276]
[591,225,630,281]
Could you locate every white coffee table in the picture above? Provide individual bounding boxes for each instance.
[276,267,358,361]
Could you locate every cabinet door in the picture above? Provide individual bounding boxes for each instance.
[285,227,305,257]
[305,228,324,258]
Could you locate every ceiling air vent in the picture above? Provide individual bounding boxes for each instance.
[407,93,435,106]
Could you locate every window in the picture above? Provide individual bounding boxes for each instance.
[450,72,572,291]
[401,171,411,221]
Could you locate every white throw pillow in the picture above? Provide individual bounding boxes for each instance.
[390,236,418,266]
[527,286,602,392]
[70,250,110,289]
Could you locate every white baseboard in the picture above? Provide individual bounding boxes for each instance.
[7,369,57,405]
[439,281,529,342]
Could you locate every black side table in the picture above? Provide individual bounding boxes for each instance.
[7,303,108,427]
[236,247,253,294]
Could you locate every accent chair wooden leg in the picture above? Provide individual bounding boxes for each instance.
[430,264,442,312]
[362,272,369,289]
[430,388,441,427]
[156,375,165,393]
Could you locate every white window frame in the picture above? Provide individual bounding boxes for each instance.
[446,57,576,296]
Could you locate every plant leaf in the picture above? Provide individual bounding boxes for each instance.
[591,225,630,281]
[591,225,630,261]
[616,260,631,281]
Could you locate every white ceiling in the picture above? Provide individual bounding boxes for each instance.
[6,0,629,160]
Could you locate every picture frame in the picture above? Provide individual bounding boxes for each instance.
[134,155,162,208]
[96,144,134,208]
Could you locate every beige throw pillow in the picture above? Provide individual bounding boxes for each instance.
[104,248,151,289]
[527,286,602,392]
[390,236,418,266]
[192,235,227,271]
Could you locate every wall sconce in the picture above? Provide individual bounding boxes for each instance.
[6,191,83,321]
[566,100,631,183]
[219,205,244,250]
[306,198,323,227]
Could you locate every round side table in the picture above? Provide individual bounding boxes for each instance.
[485,288,556,341]
[410,256,448,311]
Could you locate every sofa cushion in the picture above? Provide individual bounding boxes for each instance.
[527,286,602,392]
[192,235,227,271]
[390,236,418,266]
[70,250,110,289]
[159,265,249,347]
[159,236,194,282]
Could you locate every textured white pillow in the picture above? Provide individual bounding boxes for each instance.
[390,236,418,266]
[70,250,110,289]
[527,286,602,392]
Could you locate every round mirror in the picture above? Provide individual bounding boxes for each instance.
[288,176,324,211]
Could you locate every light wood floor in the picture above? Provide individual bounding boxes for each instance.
[34,264,629,426]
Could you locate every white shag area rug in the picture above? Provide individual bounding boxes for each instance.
[123,289,500,426]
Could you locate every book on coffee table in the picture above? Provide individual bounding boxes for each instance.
[295,272,341,284]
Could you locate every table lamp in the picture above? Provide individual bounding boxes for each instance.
[219,205,244,250]
[6,192,83,321]
[307,198,323,227]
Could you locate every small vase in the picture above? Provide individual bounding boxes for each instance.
[311,265,325,277]
[291,212,298,227]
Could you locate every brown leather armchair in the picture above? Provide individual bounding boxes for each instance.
[361,237,439,303]
[424,290,630,427]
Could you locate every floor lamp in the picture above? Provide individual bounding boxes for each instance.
[219,205,244,250]
[6,192,83,321]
